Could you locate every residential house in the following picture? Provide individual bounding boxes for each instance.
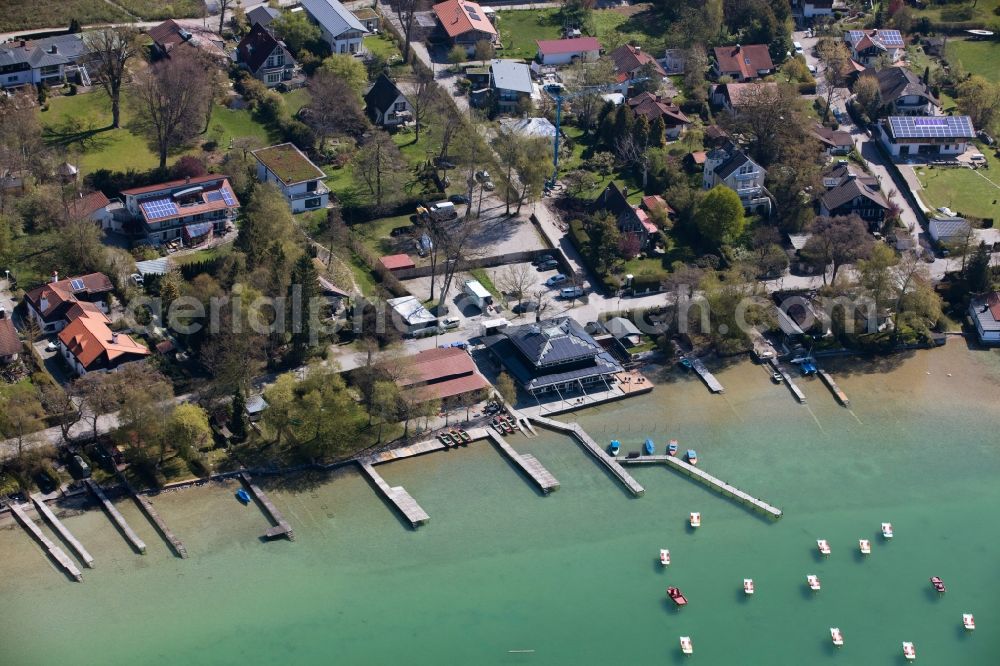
[929,217,972,247]
[702,142,770,214]
[877,115,975,159]
[432,0,498,56]
[800,0,834,17]
[609,44,665,82]
[969,292,1000,345]
[0,309,19,364]
[399,346,491,404]
[641,194,674,221]
[68,191,116,230]
[535,37,601,66]
[844,29,905,66]
[818,164,889,229]
[713,81,779,113]
[594,182,658,250]
[247,5,281,31]
[57,309,149,376]
[252,143,329,213]
[301,0,369,55]
[236,23,296,88]
[484,317,624,397]
[712,44,774,81]
[351,7,381,33]
[490,59,533,114]
[859,66,940,117]
[24,272,114,334]
[148,19,228,61]
[120,175,240,245]
[810,124,853,155]
[660,48,687,75]
[0,34,89,89]
[387,295,438,335]
[626,92,691,140]
[364,73,412,128]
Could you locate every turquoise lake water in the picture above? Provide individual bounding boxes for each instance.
[1,341,999,665]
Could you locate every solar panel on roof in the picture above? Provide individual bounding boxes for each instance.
[140,198,180,220]
[878,30,904,47]
[205,191,223,202]
[220,189,235,206]
[70,279,85,291]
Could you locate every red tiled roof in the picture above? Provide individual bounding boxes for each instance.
[0,316,19,357]
[641,194,674,215]
[634,208,658,235]
[58,311,150,371]
[401,347,491,402]
[25,273,113,319]
[689,150,707,165]
[610,44,665,78]
[987,292,1000,321]
[720,82,778,108]
[379,254,416,271]
[67,191,110,220]
[713,44,774,79]
[121,174,228,196]
[627,92,690,126]
[432,0,497,39]
[128,178,240,226]
[536,37,600,55]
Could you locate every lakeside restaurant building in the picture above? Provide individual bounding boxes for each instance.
[398,347,491,404]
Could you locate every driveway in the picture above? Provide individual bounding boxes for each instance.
[33,338,75,386]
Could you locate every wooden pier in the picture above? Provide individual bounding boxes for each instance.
[239,473,294,541]
[818,369,850,407]
[486,430,559,493]
[530,416,644,496]
[31,494,94,568]
[358,462,430,527]
[689,357,725,394]
[9,503,83,581]
[769,360,806,404]
[617,455,783,519]
[133,493,188,558]
[84,479,146,554]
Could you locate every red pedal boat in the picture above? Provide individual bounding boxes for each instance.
[667,587,688,607]
[931,576,946,593]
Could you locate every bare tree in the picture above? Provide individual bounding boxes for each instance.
[816,38,850,123]
[353,130,407,209]
[217,0,235,35]
[85,26,141,129]
[303,69,369,145]
[408,68,436,144]
[532,288,554,322]
[393,0,428,62]
[436,220,487,310]
[38,384,81,445]
[72,372,123,441]
[496,263,534,313]
[130,51,213,168]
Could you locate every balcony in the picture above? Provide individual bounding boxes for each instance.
[289,182,330,200]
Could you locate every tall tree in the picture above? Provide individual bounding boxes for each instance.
[408,68,436,144]
[956,75,1000,135]
[801,214,873,284]
[38,384,81,445]
[694,186,745,249]
[816,38,850,123]
[319,54,369,98]
[0,385,45,458]
[353,130,406,210]
[854,74,883,122]
[85,26,140,129]
[720,82,808,166]
[289,254,319,359]
[272,10,322,54]
[393,0,427,62]
[217,0,235,35]
[495,372,517,405]
[303,69,369,144]
[229,388,248,442]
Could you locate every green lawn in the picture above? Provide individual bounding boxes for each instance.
[0,0,129,32]
[113,0,204,19]
[283,88,312,116]
[916,144,1000,221]
[947,39,1000,83]
[364,33,403,63]
[911,0,1000,25]
[496,6,663,61]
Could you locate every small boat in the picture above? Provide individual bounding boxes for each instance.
[609,440,620,456]
[743,578,754,595]
[830,627,844,647]
[679,636,693,655]
[771,371,783,383]
[460,430,472,442]
[859,539,871,555]
[644,438,655,455]
[667,439,678,456]
[817,539,831,556]
[438,433,451,445]
[807,574,821,591]
[235,488,251,504]
[689,512,701,528]
[963,613,975,631]
[679,357,693,370]
[902,641,916,661]
[685,449,698,465]
[667,587,688,607]
[660,549,671,566]
[930,576,946,593]
[882,522,894,539]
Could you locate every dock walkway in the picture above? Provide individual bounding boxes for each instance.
[818,369,850,407]
[689,357,724,394]
[616,455,782,518]
[769,360,806,403]
[9,503,83,581]
[84,480,146,554]
[31,495,94,568]
[486,430,559,493]
[529,416,644,496]
[239,473,294,540]
[358,462,430,527]
[133,493,188,558]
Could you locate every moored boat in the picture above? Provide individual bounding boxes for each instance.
[689,512,701,528]
[235,488,251,504]
[644,438,655,455]
[679,636,693,655]
[679,357,693,370]
[660,548,670,566]
[882,522,894,538]
[743,578,754,595]
[609,440,620,456]
[771,370,783,383]
[902,641,916,661]
[807,574,821,591]
[460,430,471,442]
[685,449,698,465]
[667,587,688,606]
[930,576,946,593]
[830,627,843,647]
[817,539,831,555]
[438,433,451,445]
[667,439,679,456]
[963,613,975,630]
[859,539,871,554]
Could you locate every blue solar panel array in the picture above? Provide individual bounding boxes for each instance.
[889,115,975,139]
[847,29,903,48]
[204,190,223,202]
[141,198,179,220]
[70,279,85,291]
[220,189,235,206]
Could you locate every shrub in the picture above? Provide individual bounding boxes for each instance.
[797,81,817,95]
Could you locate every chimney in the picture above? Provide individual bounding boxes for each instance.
[49,45,57,54]
[19,40,26,47]
[111,332,119,344]
[185,176,191,184]
[51,271,59,283]
[634,45,641,53]
[0,306,6,320]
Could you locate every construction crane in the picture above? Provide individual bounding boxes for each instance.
[543,77,648,187]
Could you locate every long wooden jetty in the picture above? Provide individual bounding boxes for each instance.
[617,455,783,519]
[817,369,850,407]
[132,493,188,558]
[358,462,430,527]
[239,472,294,541]
[84,479,146,554]
[769,360,806,404]
[9,503,83,581]
[689,357,725,394]
[486,429,559,493]
[529,416,644,496]
[31,494,94,568]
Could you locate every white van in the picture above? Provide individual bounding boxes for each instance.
[793,41,804,54]
[560,286,584,299]
[428,201,457,220]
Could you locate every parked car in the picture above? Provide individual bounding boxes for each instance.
[546,273,568,286]
[807,63,817,74]
[449,194,470,205]
[537,259,559,270]
[129,273,144,286]
[560,286,584,299]
[977,130,995,146]
[441,317,460,330]
[793,41,804,54]
[45,340,59,352]
[390,225,412,237]
[970,153,987,166]
[532,254,554,266]
[513,301,539,314]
